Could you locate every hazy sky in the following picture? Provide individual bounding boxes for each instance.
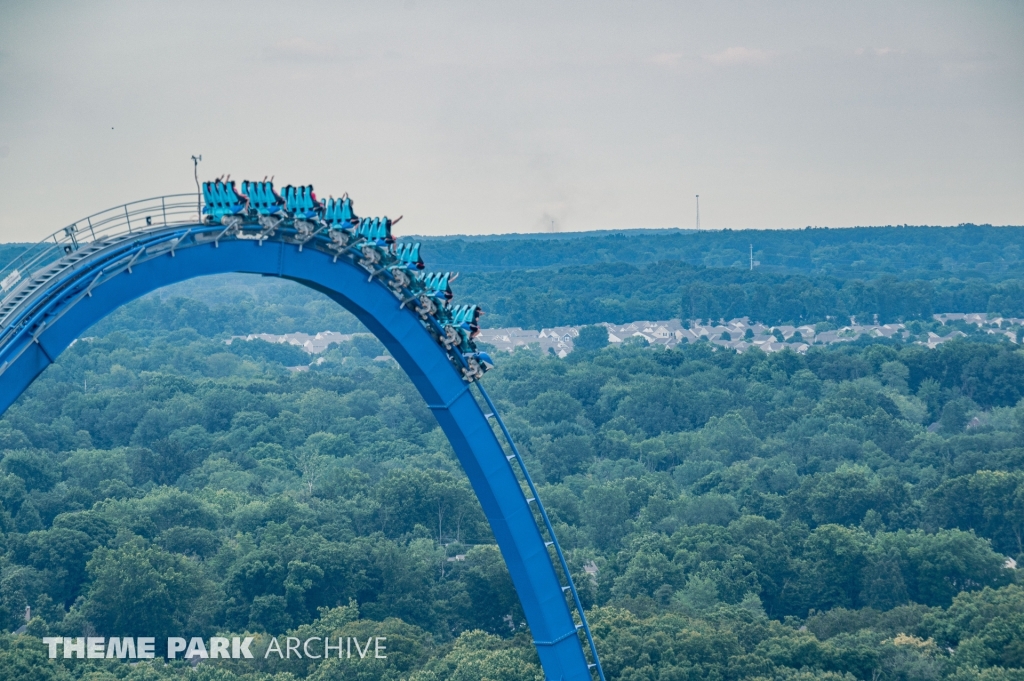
[0,1,1021,241]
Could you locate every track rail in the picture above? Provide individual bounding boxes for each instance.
[0,194,199,330]
[476,384,606,680]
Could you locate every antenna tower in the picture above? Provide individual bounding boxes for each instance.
[191,155,202,217]
[695,195,700,231]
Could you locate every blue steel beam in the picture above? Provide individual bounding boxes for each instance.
[0,230,595,681]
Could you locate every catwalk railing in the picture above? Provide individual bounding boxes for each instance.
[0,193,201,304]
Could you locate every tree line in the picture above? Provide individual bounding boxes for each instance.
[58,264,1024,339]
[459,262,1024,328]
[420,224,1024,281]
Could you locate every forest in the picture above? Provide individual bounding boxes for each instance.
[1,279,1024,680]
[3,223,1024,681]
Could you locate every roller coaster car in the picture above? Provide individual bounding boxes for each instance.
[412,271,457,319]
[281,185,323,220]
[202,180,249,224]
[440,304,482,351]
[281,184,324,241]
[420,271,455,300]
[386,242,424,291]
[242,181,285,215]
[456,304,483,335]
[355,217,394,270]
[241,181,287,233]
[394,242,424,269]
[461,351,494,382]
[323,195,359,251]
[353,217,393,244]
[324,195,357,224]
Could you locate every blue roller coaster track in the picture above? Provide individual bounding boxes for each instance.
[0,183,605,681]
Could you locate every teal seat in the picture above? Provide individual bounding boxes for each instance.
[282,185,322,219]
[354,216,393,244]
[242,181,285,216]
[201,182,216,206]
[450,304,482,337]
[325,195,359,227]
[202,180,247,220]
[394,242,423,269]
[418,271,457,301]
[355,217,374,239]
[338,196,356,222]
[372,217,391,242]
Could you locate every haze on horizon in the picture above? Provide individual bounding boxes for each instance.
[0,0,1021,242]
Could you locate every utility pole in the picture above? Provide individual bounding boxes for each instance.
[750,244,753,270]
[695,195,700,231]
[191,155,202,218]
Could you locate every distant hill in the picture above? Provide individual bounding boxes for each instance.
[0,243,28,272]
[416,224,1024,280]
[3,224,1023,331]
[456,261,1024,328]
[4,224,1023,281]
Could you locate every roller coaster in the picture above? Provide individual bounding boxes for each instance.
[0,180,605,681]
